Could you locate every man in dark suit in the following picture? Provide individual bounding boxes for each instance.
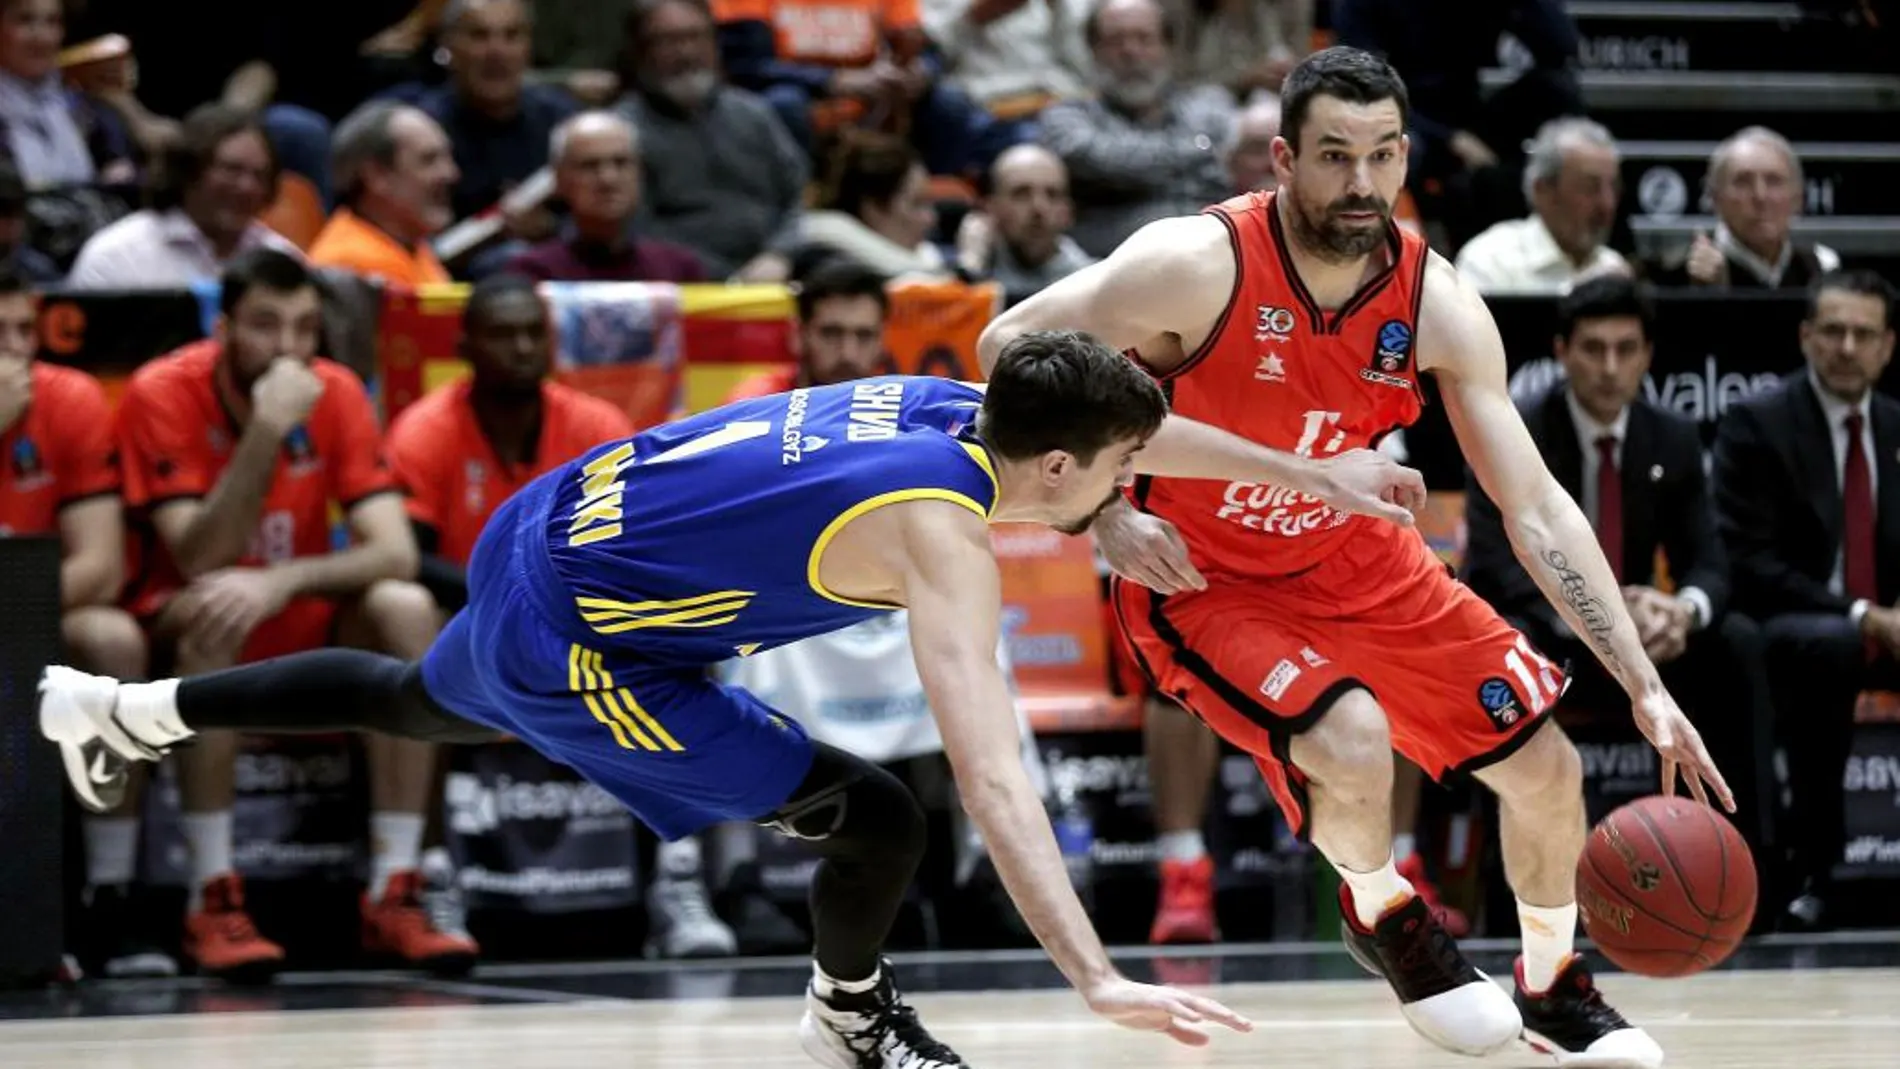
[1465,275,1779,881]
[1712,269,1900,930]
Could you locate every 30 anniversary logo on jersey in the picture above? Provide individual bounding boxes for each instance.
[1360,318,1413,388]
[1254,304,1296,342]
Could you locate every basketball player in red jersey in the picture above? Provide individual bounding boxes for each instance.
[980,48,1732,1068]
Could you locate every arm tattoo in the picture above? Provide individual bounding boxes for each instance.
[1542,549,1622,666]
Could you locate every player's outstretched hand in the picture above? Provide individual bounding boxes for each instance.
[1631,689,1736,813]
[1082,975,1254,1047]
[1311,450,1427,526]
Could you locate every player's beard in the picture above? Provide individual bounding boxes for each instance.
[1055,487,1122,537]
[1287,190,1391,263]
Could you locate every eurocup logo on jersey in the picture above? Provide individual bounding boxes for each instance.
[1361,318,1414,388]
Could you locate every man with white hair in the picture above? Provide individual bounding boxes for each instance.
[507,111,706,282]
[1652,126,1840,290]
[1454,117,1629,295]
[1037,0,1234,257]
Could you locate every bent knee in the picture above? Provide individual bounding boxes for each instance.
[1292,688,1394,787]
[363,578,438,623]
[62,607,149,679]
[1485,722,1582,806]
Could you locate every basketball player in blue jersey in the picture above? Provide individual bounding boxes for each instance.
[41,331,1424,1069]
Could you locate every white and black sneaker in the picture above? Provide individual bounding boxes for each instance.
[1339,884,1522,1055]
[645,839,738,959]
[38,667,182,813]
[799,960,968,1069]
[1516,956,1664,1068]
[82,883,179,979]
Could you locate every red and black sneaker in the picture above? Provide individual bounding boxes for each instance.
[1338,883,1520,1056]
[1516,955,1662,1068]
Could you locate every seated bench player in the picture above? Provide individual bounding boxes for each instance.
[42,330,1429,1067]
[108,248,476,981]
[0,270,158,977]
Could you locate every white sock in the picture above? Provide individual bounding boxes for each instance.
[1517,899,1579,993]
[1157,830,1207,864]
[655,836,704,882]
[115,679,191,747]
[1393,833,1417,863]
[368,812,425,900]
[183,810,234,911]
[84,816,140,888]
[813,960,881,999]
[1336,855,1415,928]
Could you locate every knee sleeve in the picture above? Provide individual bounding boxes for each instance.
[762,743,925,859]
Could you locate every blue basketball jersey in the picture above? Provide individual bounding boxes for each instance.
[512,375,999,665]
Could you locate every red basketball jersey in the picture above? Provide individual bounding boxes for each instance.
[1136,191,1430,580]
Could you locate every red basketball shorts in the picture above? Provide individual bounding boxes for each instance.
[1112,526,1566,839]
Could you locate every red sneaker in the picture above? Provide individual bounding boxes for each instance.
[1149,855,1220,945]
[1397,853,1471,938]
[363,870,479,976]
[183,874,285,984]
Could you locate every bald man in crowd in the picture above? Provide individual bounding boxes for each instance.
[507,110,706,282]
[956,144,1097,306]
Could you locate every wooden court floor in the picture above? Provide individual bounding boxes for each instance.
[3,966,1896,1069]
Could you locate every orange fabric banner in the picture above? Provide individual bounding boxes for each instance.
[992,524,1136,733]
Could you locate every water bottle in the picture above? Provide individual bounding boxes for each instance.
[1051,781,1096,909]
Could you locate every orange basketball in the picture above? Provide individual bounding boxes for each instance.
[1575,795,1757,978]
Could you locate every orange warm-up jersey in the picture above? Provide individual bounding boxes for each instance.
[1135,190,1429,581]
[384,379,637,567]
[116,341,396,617]
[0,363,121,537]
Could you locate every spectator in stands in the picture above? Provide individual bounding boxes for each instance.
[1223,94,1280,193]
[113,249,475,979]
[0,158,57,281]
[507,112,705,283]
[410,0,577,266]
[1465,275,1780,882]
[1713,270,1899,932]
[1038,0,1233,257]
[309,101,459,287]
[0,0,135,189]
[67,105,297,290]
[1175,0,1312,103]
[1454,117,1628,295]
[0,268,158,977]
[954,144,1093,305]
[1335,0,1582,245]
[727,260,890,399]
[920,0,1091,120]
[714,0,1007,176]
[792,133,952,280]
[1649,127,1841,290]
[617,0,807,281]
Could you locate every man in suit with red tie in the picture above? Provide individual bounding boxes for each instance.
[1465,275,1779,891]
[1712,269,1899,931]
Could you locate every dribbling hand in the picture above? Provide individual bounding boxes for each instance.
[1082,975,1254,1047]
[1631,688,1735,812]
